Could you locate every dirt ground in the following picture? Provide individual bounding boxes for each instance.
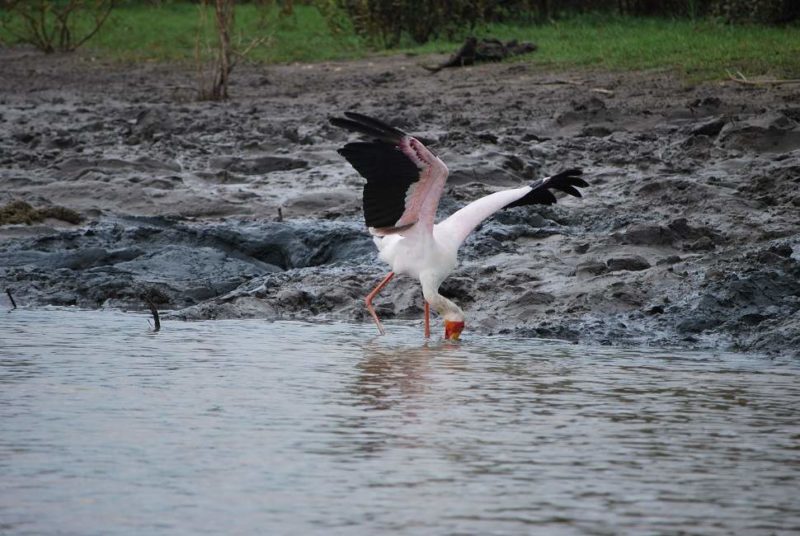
[1,46,799,355]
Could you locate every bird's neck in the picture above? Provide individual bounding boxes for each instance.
[426,292,464,322]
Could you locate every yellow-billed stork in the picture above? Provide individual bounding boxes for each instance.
[331,112,586,340]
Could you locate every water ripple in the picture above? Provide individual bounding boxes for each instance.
[1,308,799,534]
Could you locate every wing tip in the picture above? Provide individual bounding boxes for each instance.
[504,167,588,209]
[330,111,406,142]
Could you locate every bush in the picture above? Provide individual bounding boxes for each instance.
[711,0,800,23]
[330,0,530,46]
[0,0,115,53]
[324,0,798,47]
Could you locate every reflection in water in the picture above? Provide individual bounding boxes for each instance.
[339,341,468,458]
[353,343,436,410]
[1,309,799,534]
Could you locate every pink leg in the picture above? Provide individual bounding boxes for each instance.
[365,272,394,335]
[424,301,430,338]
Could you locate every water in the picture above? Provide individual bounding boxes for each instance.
[1,309,799,535]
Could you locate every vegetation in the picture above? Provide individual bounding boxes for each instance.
[0,201,82,225]
[0,1,798,80]
[331,0,799,46]
[0,0,115,53]
[47,2,363,63]
[473,16,800,79]
[195,0,236,100]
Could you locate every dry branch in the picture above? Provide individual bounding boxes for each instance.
[146,299,161,332]
[727,69,800,86]
[6,289,17,309]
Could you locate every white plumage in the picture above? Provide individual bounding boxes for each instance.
[331,112,586,340]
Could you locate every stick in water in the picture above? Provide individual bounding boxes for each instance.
[146,300,161,332]
[6,289,16,309]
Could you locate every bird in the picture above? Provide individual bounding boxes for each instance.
[330,111,587,340]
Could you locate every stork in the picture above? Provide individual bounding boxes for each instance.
[331,112,586,340]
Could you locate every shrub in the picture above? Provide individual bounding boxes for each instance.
[324,0,798,47]
[0,0,115,53]
[330,0,523,46]
[711,0,800,23]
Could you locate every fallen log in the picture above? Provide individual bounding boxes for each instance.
[423,37,537,73]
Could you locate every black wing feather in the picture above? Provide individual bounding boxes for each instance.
[344,111,407,140]
[337,141,420,228]
[505,168,586,209]
[330,112,406,144]
[330,117,393,142]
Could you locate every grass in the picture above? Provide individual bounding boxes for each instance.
[1,2,798,80]
[72,2,365,63]
[495,16,800,79]
[415,15,800,79]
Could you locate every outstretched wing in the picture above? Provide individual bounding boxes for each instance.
[505,169,586,208]
[331,112,448,235]
[435,169,587,249]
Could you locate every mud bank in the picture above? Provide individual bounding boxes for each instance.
[1,48,798,355]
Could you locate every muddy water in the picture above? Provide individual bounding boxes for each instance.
[1,309,799,534]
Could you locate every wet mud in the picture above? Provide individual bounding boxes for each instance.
[1,47,798,355]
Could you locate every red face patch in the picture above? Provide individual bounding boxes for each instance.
[444,320,465,340]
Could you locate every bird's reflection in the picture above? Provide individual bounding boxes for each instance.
[352,342,436,411]
[325,339,467,458]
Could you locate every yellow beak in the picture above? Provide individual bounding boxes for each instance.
[444,320,464,341]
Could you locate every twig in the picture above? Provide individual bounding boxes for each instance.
[232,35,270,63]
[727,69,800,86]
[6,289,17,309]
[146,300,161,332]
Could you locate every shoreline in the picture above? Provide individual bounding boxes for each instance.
[1,49,798,356]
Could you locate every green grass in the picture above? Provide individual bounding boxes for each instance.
[495,16,800,79]
[414,16,800,79]
[1,3,798,80]
[80,2,365,63]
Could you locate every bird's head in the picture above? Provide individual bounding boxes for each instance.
[443,311,465,341]
[445,320,465,341]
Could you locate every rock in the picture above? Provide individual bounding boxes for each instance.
[578,125,613,138]
[718,113,800,153]
[576,261,608,277]
[574,242,590,254]
[691,117,726,137]
[689,96,722,111]
[770,243,793,258]
[677,316,722,334]
[131,108,173,140]
[686,236,716,251]
[606,256,651,272]
[0,218,372,309]
[678,257,800,343]
[555,96,612,126]
[616,224,676,246]
[657,255,682,266]
[510,290,555,306]
[282,189,359,218]
[211,156,308,175]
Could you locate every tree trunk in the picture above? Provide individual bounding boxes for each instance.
[212,0,234,100]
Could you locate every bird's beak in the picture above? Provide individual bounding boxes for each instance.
[444,320,464,341]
